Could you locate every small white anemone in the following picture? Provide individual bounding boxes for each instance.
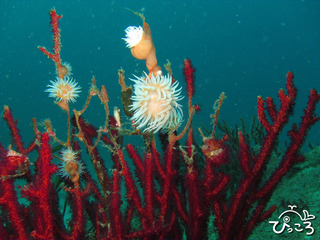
[130,72,184,133]
[45,76,81,103]
[122,26,143,48]
[57,62,73,77]
[61,148,77,162]
[58,148,84,180]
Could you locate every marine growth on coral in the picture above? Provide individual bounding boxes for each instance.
[0,9,319,240]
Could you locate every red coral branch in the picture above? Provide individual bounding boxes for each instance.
[109,169,123,239]
[0,172,28,239]
[206,174,229,197]
[144,152,154,224]
[238,130,252,176]
[183,58,196,109]
[214,72,320,240]
[3,105,25,154]
[185,168,202,238]
[254,87,320,200]
[126,144,144,175]
[151,140,165,180]
[159,143,175,219]
[38,9,63,77]
[117,149,144,216]
[22,133,57,240]
[63,186,89,240]
[266,97,277,122]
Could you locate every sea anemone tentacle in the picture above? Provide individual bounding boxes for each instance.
[130,72,184,133]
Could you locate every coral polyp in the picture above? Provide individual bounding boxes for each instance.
[130,72,183,133]
[45,76,81,103]
[122,26,143,48]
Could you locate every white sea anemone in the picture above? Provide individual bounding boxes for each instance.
[57,62,73,77]
[130,72,184,133]
[58,148,83,180]
[61,148,78,162]
[122,26,143,48]
[45,76,81,103]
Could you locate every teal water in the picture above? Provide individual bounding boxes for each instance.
[1,0,319,146]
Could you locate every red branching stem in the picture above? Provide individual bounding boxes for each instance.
[181,127,195,173]
[286,71,297,99]
[159,143,175,218]
[38,46,55,61]
[266,97,277,122]
[38,9,63,78]
[186,127,194,160]
[63,187,87,240]
[144,153,154,224]
[203,160,214,194]
[50,9,62,61]
[73,141,107,210]
[125,206,134,225]
[291,88,320,138]
[185,169,202,238]
[110,169,123,239]
[126,144,144,175]
[25,138,38,154]
[117,149,144,215]
[21,133,57,240]
[183,58,196,110]
[151,140,166,180]
[186,170,201,215]
[255,73,296,173]
[76,116,98,141]
[0,178,28,240]
[83,172,105,208]
[260,205,277,223]
[240,199,268,239]
[125,213,176,239]
[172,188,188,223]
[254,88,320,200]
[223,73,286,238]
[213,200,223,235]
[238,130,251,176]
[257,97,272,133]
[206,174,229,197]
[94,203,108,239]
[217,71,319,240]
[3,106,25,154]
[75,116,111,202]
[25,118,41,154]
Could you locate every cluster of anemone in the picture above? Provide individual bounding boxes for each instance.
[123,24,185,133]
[45,22,185,188]
[44,63,83,182]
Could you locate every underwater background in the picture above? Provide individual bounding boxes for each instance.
[0,0,319,239]
[0,0,319,145]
